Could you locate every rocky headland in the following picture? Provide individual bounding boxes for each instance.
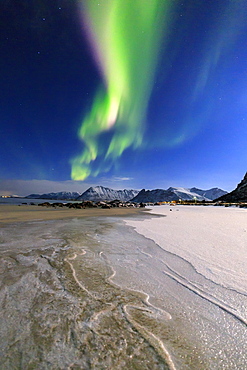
[215,172,247,203]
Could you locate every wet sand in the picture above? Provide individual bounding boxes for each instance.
[3,205,243,368]
[0,204,145,223]
[0,205,176,369]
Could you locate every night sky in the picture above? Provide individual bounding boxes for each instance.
[1,0,247,196]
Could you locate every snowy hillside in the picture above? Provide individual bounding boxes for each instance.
[131,187,227,203]
[77,186,139,202]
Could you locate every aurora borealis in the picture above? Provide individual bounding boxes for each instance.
[71,0,173,181]
[1,0,247,195]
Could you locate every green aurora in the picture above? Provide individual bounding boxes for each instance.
[71,0,174,181]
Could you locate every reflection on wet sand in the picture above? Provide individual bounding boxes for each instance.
[0,217,170,369]
[0,212,208,369]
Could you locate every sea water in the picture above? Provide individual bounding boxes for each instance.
[0,197,81,205]
[0,207,246,369]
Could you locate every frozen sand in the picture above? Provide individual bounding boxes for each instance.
[0,204,246,369]
[126,205,247,292]
[0,208,173,369]
[124,205,247,368]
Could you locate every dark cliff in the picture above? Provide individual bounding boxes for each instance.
[215,172,247,202]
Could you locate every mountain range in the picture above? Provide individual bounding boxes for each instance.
[26,186,227,202]
[131,187,227,203]
[76,186,139,202]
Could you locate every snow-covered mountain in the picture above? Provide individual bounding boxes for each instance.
[168,187,227,201]
[168,187,207,201]
[25,194,41,199]
[26,192,81,200]
[77,186,139,202]
[131,187,227,203]
[190,187,227,200]
[131,189,177,203]
[25,186,227,203]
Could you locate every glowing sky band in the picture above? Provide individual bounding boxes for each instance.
[71,0,173,180]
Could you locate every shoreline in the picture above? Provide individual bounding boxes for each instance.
[0,204,148,224]
[2,204,245,367]
[0,205,173,369]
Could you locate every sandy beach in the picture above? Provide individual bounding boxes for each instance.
[0,204,173,369]
[0,204,246,369]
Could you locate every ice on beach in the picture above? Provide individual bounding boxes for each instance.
[126,205,247,293]
[0,206,246,369]
[124,205,247,368]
